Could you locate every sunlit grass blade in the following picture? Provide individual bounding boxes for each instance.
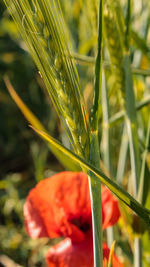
[90,0,103,130]
[124,43,140,198]
[109,95,150,126]
[116,123,128,183]
[101,72,112,175]
[101,72,114,247]
[88,0,104,266]
[4,76,45,132]
[138,117,150,204]
[4,76,81,172]
[125,1,142,266]
[89,132,103,267]
[72,52,95,65]
[30,126,150,226]
[107,241,116,267]
[131,30,150,58]
[101,72,114,246]
[72,53,150,76]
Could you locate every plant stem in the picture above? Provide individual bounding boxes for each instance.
[101,72,114,246]
[134,238,142,267]
[138,117,150,204]
[72,53,150,76]
[101,72,112,175]
[116,123,128,184]
[88,0,104,266]
[90,0,103,131]
[124,0,140,195]
[124,1,142,266]
[89,132,103,267]
[109,95,150,125]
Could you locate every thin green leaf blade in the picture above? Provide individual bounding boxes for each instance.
[31,126,150,226]
[138,117,150,204]
[88,0,104,266]
[108,241,116,267]
[4,76,81,172]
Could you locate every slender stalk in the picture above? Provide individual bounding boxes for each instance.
[124,1,142,266]
[132,68,150,76]
[125,0,132,50]
[90,1,103,131]
[101,72,112,175]
[88,0,104,266]
[101,72,114,246]
[134,239,142,267]
[116,123,128,184]
[89,133,103,267]
[138,117,150,204]
[109,95,150,125]
[72,53,150,76]
[124,21,140,198]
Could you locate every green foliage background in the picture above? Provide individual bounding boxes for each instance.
[0,0,150,266]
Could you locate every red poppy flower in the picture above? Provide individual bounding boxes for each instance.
[24,172,123,266]
[46,234,124,267]
[24,172,120,243]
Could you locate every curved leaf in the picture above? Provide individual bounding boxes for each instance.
[31,126,150,226]
[4,76,81,172]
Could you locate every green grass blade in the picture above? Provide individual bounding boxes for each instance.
[109,95,150,126]
[107,241,116,267]
[138,117,150,204]
[125,0,132,50]
[89,132,103,267]
[116,123,128,183]
[30,126,150,226]
[125,1,142,266]
[124,53,140,197]
[101,72,112,175]
[90,0,103,131]
[131,30,150,58]
[72,53,150,76]
[88,1,104,266]
[101,73,114,246]
[132,68,150,76]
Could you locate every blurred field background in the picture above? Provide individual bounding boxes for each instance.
[0,0,150,266]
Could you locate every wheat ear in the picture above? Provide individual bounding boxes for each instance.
[104,0,125,96]
[3,0,90,158]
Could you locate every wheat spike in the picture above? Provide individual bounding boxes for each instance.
[86,0,98,36]
[3,0,90,158]
[104,0,125,96]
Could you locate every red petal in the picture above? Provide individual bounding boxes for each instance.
[24,172,120,241]
[46,237,124,267]
[101,185,120,229]
[46,234,93,267]
[24,197,49,238]
[24,172,91,241]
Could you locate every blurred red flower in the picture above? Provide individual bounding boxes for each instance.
[24,172,123,266]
